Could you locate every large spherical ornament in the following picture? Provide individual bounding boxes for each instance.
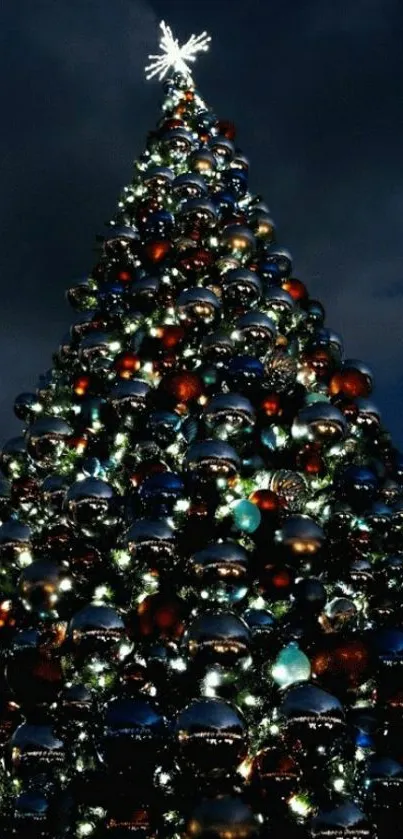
[293,577,327,614]
[160,126,195,158]
[338,464,379,510]
[202,330,234,364]
[221,225,256,257]
[185,441,241,483]
[68,603,125,657]
[176,287,221,328]
[103,225,139,256]
[222,268,262,310]
[271,642,311,689]
[280,683,346,752]
[161,370,204,404]
[78,332,115,364]
[9,788,54,839]
[6,628,64,707]
[311,635,371,693]
[178,198,218,231]
[148,410,182,447]
[270,471,307,512]
[234,311,277,354]
[250,747,301,811]
[263,287,295,320]
[8,722,65,780]
[259,249,292,283]
[127,276,161,312]
[184,796,258,839]
[139,472,184,516]
[224,168,248,198]
[330,361,373,399]
[109,379,150,420]
[64,477,117,536]
[19,559,70,615]
[141,165,174,192]
[248,210,275,242]
[143,238,172,264]
[277,515,325,559]
[373,628,403,665]
[366,756,403,811]
[189,148,216,174]
[188,541,250,604]
[209,135,235,164]
[132,592,186,641]
[0,436,27,477]
[140,209,174,239]
[172,172,208,199]
[265,350,298,393]
[354,397,382,431]
[292,402,347,445]
[125,519,175,571]
[177,246,214,280]
[226,355,265,390]
[203,393,255,437]
[14,392,42,422]
[26,417,72,469]
[175,698,248,775]
[99,698,167,774]
[184,611,251,668]
[310,801,370,839]
[0,519,32,566]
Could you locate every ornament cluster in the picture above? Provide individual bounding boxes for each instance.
[0,71,402,839]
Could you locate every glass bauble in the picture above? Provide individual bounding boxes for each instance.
[6,628,64,708]
[175,698,248,775]
[19,559,71,615]
[250,746,301,811]
[280,683,346,752]
[7,721,65,779]
[26,417,72,469]
[68,603,125,657]
[309,801,370,839]
[99,698,167,775]
[203,393,255,437]
[64,477,117,537]
[184,611,251,669]
[185,441,240,484]
[188,541,250,604]
[271,642,311,689]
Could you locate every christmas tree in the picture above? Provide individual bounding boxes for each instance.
[1,20,402,839]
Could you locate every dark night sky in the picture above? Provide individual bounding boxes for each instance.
[0,0,403,445]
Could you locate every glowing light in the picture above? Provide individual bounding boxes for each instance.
[145,21,211,81]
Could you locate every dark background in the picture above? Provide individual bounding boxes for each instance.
[0,0,402,444]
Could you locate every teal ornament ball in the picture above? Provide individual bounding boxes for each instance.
[232,499,261,533]
[271,642,311,689]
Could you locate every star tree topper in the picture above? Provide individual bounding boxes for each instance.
[145,21,211,82]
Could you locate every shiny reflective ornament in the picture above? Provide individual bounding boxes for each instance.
[175,697,248,775]
[26,417,72,468]
[19,559,70,614]
[162,370,204,403]
[133,592,186,640]
[176,287,221,327]
[324,597,357,631]
[99,697,167,774]
[310,801,371,839]
[68,603,125,655]
[221,225,256,256]
[103,225,139,255]
[189,148,216,173]
[293,577,327,613]
[232,499,261,533]
[292,402,347,445]
[264,285,295,317]
[109,379,150,419]
[6,628,64,707]
[338,464,379,510]
[280,683,346,748]
[172,172,208,198]
[222,269,262,309]
[184,796,258,839]
[234,311,277,353]
[250,747,301,810]
[185,440,241,483]
[14,392,42,422]
[64,477,117,536]
[277,515,324,558]
[202,329,234,363]
[0,519,32,565]
[260,249,292,282]
[271,642,311,689]
[8,722,65,778]
[270,471,307,511]
[265,350,298,392]
[125,518,176,570]
[188,541,250,604]
[184,611,251,667]
[203,393,255,437]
